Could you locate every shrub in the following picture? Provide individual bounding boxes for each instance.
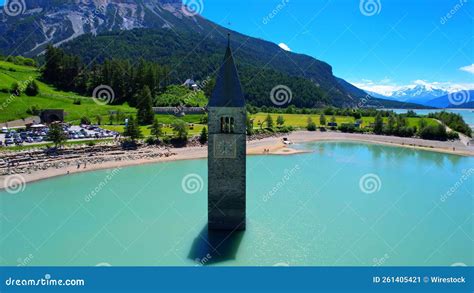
[338,124,356,133]
[447,131,459,140]
[145,136,157,145]
[162,136,171,145]
[199,127,208,144]
[25,81,39,96]
[396,127,415,138]
[10,82,20,95]
[419,124,447,141]
[80,116,91,125]
[277,125,294,133]
[26,105,41,115]
[171,119,188,141]
[307,117,317,131]
[121,139,138,150]
[276,115,285,126]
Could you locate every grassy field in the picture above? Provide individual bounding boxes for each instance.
[102,123,205,138]
[0,61,136,123]
[0,60,210,128]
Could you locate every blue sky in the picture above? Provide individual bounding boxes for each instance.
[200,0,473,94]
[1,0,472,94]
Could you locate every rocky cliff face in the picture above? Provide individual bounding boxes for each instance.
[0,0,197,55]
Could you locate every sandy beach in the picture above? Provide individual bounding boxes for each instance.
[1,131,473,189]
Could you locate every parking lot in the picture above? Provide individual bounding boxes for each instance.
[0,124,119,147]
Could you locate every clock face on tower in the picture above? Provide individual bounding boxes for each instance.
[213,134,237,159]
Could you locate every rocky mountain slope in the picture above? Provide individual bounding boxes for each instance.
[0,0,420,108]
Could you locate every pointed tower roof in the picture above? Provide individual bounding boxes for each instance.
[208,35,245,107]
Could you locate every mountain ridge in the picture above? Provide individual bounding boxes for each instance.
[0,0,422,108]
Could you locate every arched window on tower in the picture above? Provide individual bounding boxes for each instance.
[220,116,235,133]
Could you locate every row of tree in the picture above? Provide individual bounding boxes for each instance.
[246,105,418,119]
[373,113,456,140]
[42,45,173,106]
[428,111,472,137]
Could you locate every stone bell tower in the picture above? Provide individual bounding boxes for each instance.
[207,36,246,231]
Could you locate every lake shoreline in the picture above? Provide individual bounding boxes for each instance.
[1,131,473,190]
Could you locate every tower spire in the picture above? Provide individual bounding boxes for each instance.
[208,34,245,107]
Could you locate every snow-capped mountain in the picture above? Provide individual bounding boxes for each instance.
[363,85,474,108]
[361,83,452,106]
[390,84,449,103]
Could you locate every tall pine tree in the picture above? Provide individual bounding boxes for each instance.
[136,86,155,125]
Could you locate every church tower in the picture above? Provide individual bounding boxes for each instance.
[207,36,246,231]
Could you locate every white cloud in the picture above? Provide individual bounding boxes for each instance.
[351,82,403,96]
[352,79,474,96]
[460,64,474,74]
[278,43,291,52]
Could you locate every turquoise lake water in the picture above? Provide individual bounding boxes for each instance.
[1,142,473,266]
